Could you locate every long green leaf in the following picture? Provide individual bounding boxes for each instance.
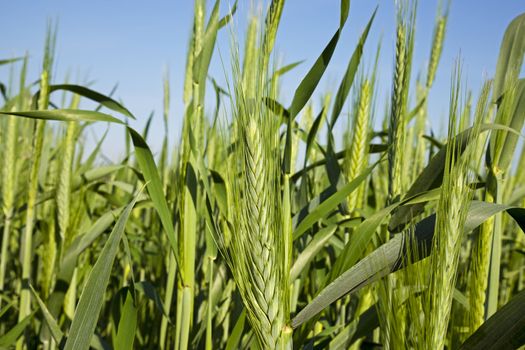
[0,109,124,124]
[64,190,141,350]
[127,128,180,266]
[0,57,24,66]
[30,285,64,346]
[288,31,339,119]
[329,7,376,130]
[0,312,36,347]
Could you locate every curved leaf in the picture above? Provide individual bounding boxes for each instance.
[0,109,124,124]
[35,84,135,119]
[292,201,525,328]
[0,108,181,270]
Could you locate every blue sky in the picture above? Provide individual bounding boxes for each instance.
[1,1,524,160]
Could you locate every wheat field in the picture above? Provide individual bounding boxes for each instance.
[1,1,525,349]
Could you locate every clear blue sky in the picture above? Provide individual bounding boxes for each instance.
[1,1,524,159]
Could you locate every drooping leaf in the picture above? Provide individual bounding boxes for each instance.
[30,285,64,346]
[0,109,123,124]
[292,201,525,327]
[33,84,135,119]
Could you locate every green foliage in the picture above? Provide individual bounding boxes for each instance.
[1,1,525,349]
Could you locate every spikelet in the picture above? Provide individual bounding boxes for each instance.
[427,15,447,88]
[388,21,407,201]
[57,94,79,248]
[345,79,371,212]
[219,25,291,348]
[0,55,26,305]
[41,216,56,299]
[227,112,289,349]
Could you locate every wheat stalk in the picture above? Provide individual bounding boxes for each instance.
[465,81,493,334]
[17,27,56,342]
[382,4,416,347]
[219,29,291,348]
[423,63,481,349]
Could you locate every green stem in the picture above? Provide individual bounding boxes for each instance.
[205,258,214,350]
[487,173,503,317]
[17,119,46,350]
[0,217,12,308]
[160,252,176,349]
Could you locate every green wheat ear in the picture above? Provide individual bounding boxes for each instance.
[427,13,447,89]
[212,13,291,348]
[423,62,482,349]
[225,105,290,349]
[345,78,371,213]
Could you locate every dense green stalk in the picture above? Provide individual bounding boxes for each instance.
[0,55,27,309]
[18,105,47,349]
[383,4,416,348]
[175,1,206,348]
[17,30,55,349]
